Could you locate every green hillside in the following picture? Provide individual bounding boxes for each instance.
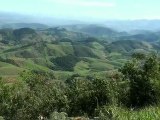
[0,26,159,79]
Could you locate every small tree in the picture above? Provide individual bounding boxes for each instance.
[120,54,160,107]
[67,77,112,116]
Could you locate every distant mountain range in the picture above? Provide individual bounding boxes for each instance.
[104,20,160,31]
[0,12,85,28]
[1,12,160,31]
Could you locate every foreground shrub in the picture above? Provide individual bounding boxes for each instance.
[120,54,160,107]
[49,112,68,120]
[20,71,69,119]
[0,116,4,120]
[66,77,116,117]
[0,71,69,120]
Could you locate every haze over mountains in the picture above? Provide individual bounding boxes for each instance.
[0,12,86,27]
[1,12,160,31]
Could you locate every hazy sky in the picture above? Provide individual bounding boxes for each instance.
[0,0,159,21]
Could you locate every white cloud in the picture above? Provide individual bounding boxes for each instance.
[48,0,116,7]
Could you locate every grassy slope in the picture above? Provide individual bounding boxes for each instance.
[0,41,119,78]
[0,39,154,78]
[101,106,160,120]
[0,61,24,76]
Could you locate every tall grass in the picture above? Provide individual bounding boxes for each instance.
[99,106,160,120]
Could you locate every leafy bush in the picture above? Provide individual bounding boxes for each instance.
[49,112,68,120]
[0,71,68,120]
[0,116,4,120]
[120,54,160,107]
[66,78,114,116]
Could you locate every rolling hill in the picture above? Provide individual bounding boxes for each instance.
[0,26,159,79]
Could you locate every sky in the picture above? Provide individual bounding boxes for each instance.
[0,0,160,21]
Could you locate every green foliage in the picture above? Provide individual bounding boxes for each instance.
[49,112,68,120]
[106,40,151,53]
[0,79,28,120]
[13,28,36,41]
[51,55,80,71]
[20,71,69,119]
[66,78,115,116]
[132,52,146,60]
[67,78,93,116]
[1,59,160,119]
[120,54,160,107]
[0,116,4,120]
[0,71,68,120]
